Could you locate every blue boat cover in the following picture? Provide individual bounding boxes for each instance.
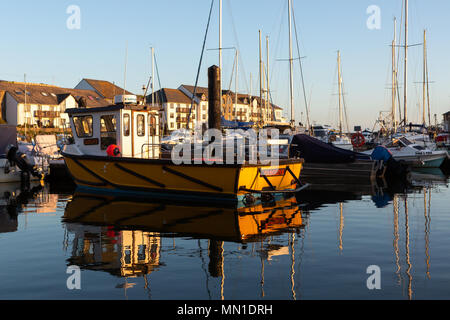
[221,117,254,129]
[289,134,371,163]
[370,146,392,163]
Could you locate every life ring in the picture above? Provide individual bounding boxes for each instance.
[351,132,365,148]
[106,144,121,157]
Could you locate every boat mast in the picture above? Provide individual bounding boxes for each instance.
[422,29,427,126]
[392,18,397,133]
[235,49,238,122]
[403,0,408,129]
[219,0,222,114]
[337,50,343,136]
[151,47,155,106]
[288,0,295,128]
[266,35,270,121]
[426,36,431,128]
[259,30,263,126]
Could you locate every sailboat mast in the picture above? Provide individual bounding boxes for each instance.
[403,0,408,129]
[288,0,295,128]
[392,18,397,132]
[337,50,343,136]
[259,30,263,125]
[235,49,238,122]
[266,35,270,122]
[422,29,427,126]
[219,0,222,113]
[151,47,155,106]
[426,39,431,128]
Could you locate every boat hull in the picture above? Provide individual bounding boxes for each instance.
[392,152,447,168]
[62,152,304,203]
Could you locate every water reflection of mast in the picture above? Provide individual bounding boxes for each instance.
[260,253,265,298]
[290,233,296,300]
[338,203,344,252]
[393,194,402,284]
[404,196,413,300]
[424,188,431,279]
[198,240,213,299]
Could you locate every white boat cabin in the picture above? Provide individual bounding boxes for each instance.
[65,103,161,158]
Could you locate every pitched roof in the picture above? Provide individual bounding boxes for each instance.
[147,88,192,104]
[0,81,109,108]
[82,78,133,99]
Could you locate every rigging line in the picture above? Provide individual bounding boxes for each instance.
[153,53,162,92]
[270,0,287,86]
[341,79,351,134]
[187,0,215,126]
[291,3,310,130]
[268,3,287,107]
[227,52,236,92]
[225,0,248,94]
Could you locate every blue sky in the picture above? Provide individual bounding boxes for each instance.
[0,0,449,129]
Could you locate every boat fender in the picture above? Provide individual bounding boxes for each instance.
[351,132,365,148]
[106,144,121,157]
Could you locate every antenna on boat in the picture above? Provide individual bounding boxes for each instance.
[123,41,128,96]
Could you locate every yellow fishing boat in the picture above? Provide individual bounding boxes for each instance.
[62,100,306,203]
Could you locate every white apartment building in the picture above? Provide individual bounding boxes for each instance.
[148,88,208,133]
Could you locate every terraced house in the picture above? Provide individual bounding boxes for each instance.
[147,88,208,133]
[147,84,288,133]
[0,81,108,127]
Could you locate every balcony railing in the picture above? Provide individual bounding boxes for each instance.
[34,111,60,118]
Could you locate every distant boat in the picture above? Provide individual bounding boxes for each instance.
[365,136,448,168]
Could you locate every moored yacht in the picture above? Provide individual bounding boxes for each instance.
[367,136,448,168]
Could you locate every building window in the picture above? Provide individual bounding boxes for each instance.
[73,116,93,138]
[100,115,117,150]
[123,114,130,136]
[137,114,145,136]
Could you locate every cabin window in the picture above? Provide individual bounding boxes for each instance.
[73,116,93,138]
[100,115,117,150]
[137,114,145,136]
[123,114,130,136]
[148,114,157,136]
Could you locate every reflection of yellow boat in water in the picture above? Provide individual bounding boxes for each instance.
[63,193,304,242]
[62,104,306,203]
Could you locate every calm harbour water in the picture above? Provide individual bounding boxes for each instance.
[0,169,449,300]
